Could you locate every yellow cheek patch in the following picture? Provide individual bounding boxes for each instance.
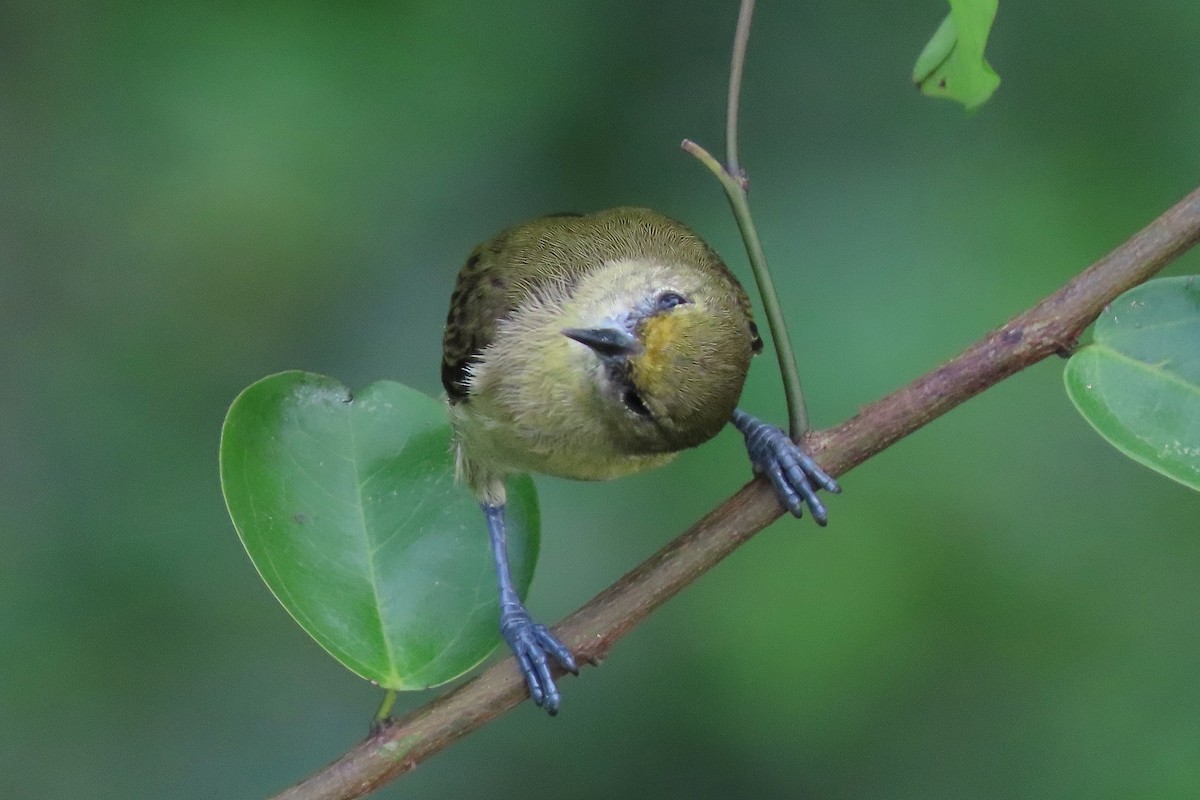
[632,314,684,393]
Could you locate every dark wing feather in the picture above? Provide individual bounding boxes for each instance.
[441,239,509,402]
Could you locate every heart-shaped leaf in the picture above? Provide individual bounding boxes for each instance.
[220,371,539,690]
[1064,276,1200,492]
[913,0,1001,110]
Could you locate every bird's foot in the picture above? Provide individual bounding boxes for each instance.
[500,606,577,715]
[732,409,841,525]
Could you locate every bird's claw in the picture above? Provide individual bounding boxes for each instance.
[735,411,840,525]
[501,609,577,715]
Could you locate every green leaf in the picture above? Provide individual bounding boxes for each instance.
[913,0,1001,110]
[1064,277,1200,492]
[219,371,539,690]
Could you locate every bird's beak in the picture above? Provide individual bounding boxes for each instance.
[561,326,640,359]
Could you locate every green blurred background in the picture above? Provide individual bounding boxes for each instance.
[3,1,1199,797]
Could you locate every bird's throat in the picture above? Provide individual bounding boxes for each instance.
[631,314,682,396]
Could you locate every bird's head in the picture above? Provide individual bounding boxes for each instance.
[560,259,758,454]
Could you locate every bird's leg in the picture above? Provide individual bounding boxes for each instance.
[730,408,841,525]
[482,503,578,714]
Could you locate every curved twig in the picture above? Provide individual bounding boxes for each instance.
[686,0,812,438]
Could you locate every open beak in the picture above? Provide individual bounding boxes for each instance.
[562,326,639,358]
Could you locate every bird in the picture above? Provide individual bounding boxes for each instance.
[441,206,839,714]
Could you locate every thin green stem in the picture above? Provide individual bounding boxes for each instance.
[373,690,397,727]
[681,140,810,437]
[725,0,755,184]
[725,185,809,436]
[680,138,727,183]
[683,0,811,438]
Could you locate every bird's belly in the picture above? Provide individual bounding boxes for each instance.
[508,438,674,481]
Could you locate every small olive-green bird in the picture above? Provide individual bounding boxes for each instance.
[442,206,839,714]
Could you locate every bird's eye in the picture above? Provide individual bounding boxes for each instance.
[656,291,688,311]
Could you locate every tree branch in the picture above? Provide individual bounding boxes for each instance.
[272,186,1200,800]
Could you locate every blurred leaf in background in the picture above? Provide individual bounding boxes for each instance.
[913,0,1001,109]
[2,1,1200,798]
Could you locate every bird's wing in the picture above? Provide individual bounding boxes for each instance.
[441,213,591,403]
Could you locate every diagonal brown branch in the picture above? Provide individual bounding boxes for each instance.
[272,186,1200,800]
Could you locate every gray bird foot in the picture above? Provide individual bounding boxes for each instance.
[500,605,577,715]
[732,408,841,525]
